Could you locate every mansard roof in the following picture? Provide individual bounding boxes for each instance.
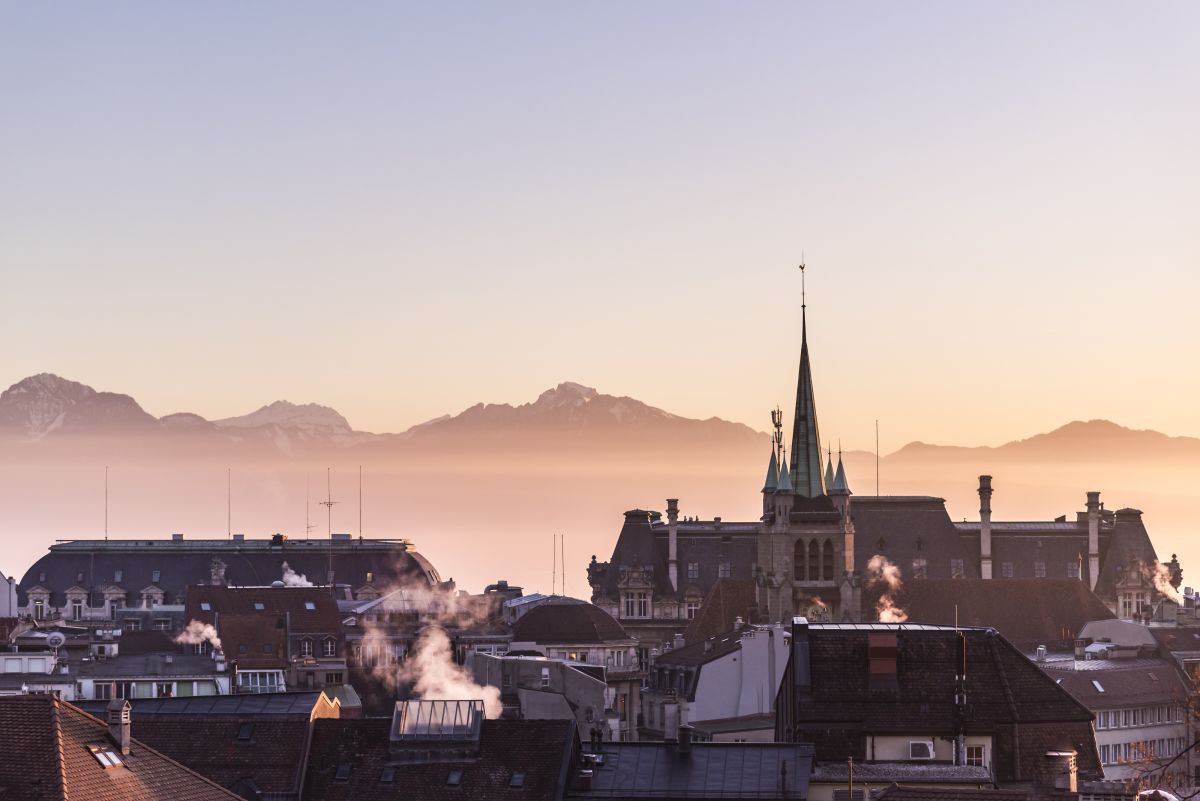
[512,597,631,645]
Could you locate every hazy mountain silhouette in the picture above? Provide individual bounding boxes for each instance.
[0,372,1195,594]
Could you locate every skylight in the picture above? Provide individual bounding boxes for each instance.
[380,766,396,784]
[254,602,265,611]
[89,745,125,769]
[237,723,254,742]
[200,602,212,612]
[304,602,316,610]
[1092,680,1106,693]
[510,771,527,787]
[334,764,352,783]
[446,769,464,786]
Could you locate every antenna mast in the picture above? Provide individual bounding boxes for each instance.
[875,420,880,496]
[227,467,231,539]
[358,464,363,541]
[104,465,108,541]
[560,533,566,598]
[320,467,337,538]
[552,533,557,596]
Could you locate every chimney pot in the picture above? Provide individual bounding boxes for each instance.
[106,698,131,755]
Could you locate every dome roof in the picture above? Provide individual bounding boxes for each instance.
[512,597,629,645]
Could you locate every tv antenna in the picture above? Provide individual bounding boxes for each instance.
[358,464,363,541]
[226,467,232,539]
[104,465,109,541]
[319,467,338,538]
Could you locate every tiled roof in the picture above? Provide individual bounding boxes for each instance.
[185,585,343,633]
[785,625,1101,783]
[0,695,244,800]
[1045,659,1190,708]
[302,717,576,800]
[812,763,993,783]
[512,598,630,645]
[869,579,1115,645]
[213,612,288,669]
[74,691,325,717]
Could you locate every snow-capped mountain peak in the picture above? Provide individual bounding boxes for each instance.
[214,400,353,432]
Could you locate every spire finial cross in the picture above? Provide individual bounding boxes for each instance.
[799,253,806,309]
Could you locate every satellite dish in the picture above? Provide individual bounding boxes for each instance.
[46,632,67,649]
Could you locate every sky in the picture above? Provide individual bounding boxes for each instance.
[2,2,1198,452]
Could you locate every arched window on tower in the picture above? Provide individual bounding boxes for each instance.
[808,541,820,581]
[822,539,835,581]
[793,540,806,582]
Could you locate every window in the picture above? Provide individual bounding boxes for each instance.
[808,540,820,580]
[446,769,463,786]
[323,639,337,657]
[300,639,314,657]
[154,619,171,631]
[114,570,123,583]
[33,599,44,619]
[253,602,265,611]
[151,570,161,583]
[1034,562,1046,578]
[687,563,699,580]
[334,764,352,783]
[718,561,731,578]
[199,602,211,612]
[502,672,512,689]
[71,601,83,620]
[325,672,343,684]
[238,644,248,654]
[1067,562,1081,579]
[540,667,550,689]
[304,601,316,611]
[263,643,274,653]
[911,558,927,579]
[510,772,527,787]
[623,592,649,619]
[124,618,141,631]
[89,745,125,769]
[1091,680,1105,693]
[966,745,984,767]
[155,682,173,698]
[380,766,396,784]
[686,601,699,620]
[77,572,85,583]
[237,723,255,741]
[366,572,375,585]
[1001,562,1014,578]
[950,559,965,579]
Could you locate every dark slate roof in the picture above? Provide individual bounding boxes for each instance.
[656,628,743,668]
[1151,628,1200,654]
[576,740,814,799]
[852,497,978,580]
[684,579,761,644]
[1045,659,1190,709]
[1094,510,1159,598]
[17,537,439,606]
[76,652,221,679]
[74,691,325,718]
[867,579,1115,646]
[211,612,288,669]
[874,785,1031,801]
[784,624,1101,783]
[512,598,631,645]
[0,695,244,801]
[595,511,674,599]
[302,717,576,801]
[185,585,343,633]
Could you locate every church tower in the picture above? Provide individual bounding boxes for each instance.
[789,262,827,499]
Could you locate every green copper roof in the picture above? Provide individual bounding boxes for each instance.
[832,453,851,494]
[776,456,793,493]
[789,307,826,498]
[762,448,779,492]
[824,452,835,491]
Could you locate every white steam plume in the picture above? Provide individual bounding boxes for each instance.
[1148,562,1185,605]
[866,554,908,623]
[175,620,222,650]
[281,561,313,587]
[398,627,501,719]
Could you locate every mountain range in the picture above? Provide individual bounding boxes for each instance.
[0,372,1196,594]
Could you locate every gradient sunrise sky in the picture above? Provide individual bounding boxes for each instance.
[2,2,1197,449]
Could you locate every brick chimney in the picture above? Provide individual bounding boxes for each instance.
[979,476,994,579]
[1087,492,1101,591]
[106,698,131,755]
[1035,751,1078,796]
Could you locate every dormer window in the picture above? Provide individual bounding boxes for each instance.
[114,570,123,583]
[323,638,337,657]
[300,638,314,657]
[151,570,161,583]
[76,572,85,583]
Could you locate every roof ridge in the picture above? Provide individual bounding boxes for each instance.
[52,695,69,801]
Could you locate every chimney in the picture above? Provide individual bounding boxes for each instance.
[677,724,693,755]
[106,698,131,755]
[1086,493,1101,591]
[978,476,993,579]
[1036,751,1078,795]
[667,500,679,592]
[662,696,680,741]
[734,616,744,630]
[792,617,812,694]
[672,633,686,650]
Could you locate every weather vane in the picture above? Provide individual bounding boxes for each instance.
[799,252,807,309]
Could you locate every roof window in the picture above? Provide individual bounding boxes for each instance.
[446,769,464,786]
[254,602,265,611]
[510,771,527,787]
[380,766,396,784]
[237,723,254,741]
[304,601,316,611]
[114,570,123,583]
[89,745,125,769]
[1092,680,1106,693]
[334,763,352,783]
[151,570,161,583]
[200,602,212,612]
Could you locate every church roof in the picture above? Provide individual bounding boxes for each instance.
[789,301,825,498]
[762,449,779,492]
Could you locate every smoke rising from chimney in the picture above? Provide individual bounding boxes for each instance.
[281,561,313,587]
[866,554,909,623]
[175,620,222,650]
[398,627,501,719]
[1148,561,1184,605]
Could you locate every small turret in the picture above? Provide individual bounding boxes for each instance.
[776,455,793,494]
[763,449,779,493]
[832,452,850,494]
[824,450,835,492]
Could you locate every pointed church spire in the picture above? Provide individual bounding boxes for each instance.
[763,446,779,492]
[824,447,835,491]
[832,447,850,494]
[790,258,826,497]
[776,448,793,493]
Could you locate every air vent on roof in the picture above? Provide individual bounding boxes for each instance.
[172,533,184,541]
[233,533,245,542]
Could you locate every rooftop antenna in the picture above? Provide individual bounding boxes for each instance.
[770,406,784,464]
[358,464,363,542]
[552,533,557,596]
[319,467,337,539]
[104,465,109,541]
[561,533,567,598]
[875,419,880,496]
[227,467,231,540]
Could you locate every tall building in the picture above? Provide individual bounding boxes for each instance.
[588,271,1164,650]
